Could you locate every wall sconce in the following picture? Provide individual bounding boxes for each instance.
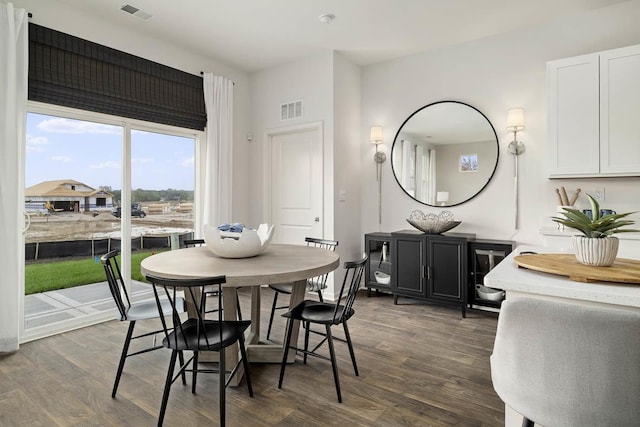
[370,126,385,229]
[436,191,449,207]
[506,108,525,229]
[370,126,386,180]
[507,108,525,155]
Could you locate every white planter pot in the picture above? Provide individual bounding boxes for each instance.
[572,235,619,266]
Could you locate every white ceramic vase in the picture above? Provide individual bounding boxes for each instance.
[572,235,619,267]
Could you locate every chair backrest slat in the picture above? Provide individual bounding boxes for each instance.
[332,256,367,323]
[145,274,227,351]
[183,239,205,248]
[305,237,338,288]
[100,250,130,320]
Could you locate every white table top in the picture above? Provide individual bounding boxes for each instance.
[140,244,340,287]
[485,245,640,309]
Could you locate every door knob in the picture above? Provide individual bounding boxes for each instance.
[314,217,320,222]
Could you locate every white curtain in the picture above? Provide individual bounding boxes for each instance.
[426,149,437,205]
[0,3,28,352]
[202,74,234,228]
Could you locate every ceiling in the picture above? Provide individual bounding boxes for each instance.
[56,0,627,72]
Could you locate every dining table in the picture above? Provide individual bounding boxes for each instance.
[140,243,340,386]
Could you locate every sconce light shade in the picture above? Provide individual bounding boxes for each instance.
[506,108,525,131]
[370,126,384,144]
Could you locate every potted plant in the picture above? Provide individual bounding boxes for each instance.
[551,193,638,266]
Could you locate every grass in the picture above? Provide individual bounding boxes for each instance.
[24,250,167,295]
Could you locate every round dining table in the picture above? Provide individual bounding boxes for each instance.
[140,243,340,385]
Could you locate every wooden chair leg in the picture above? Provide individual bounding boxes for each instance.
[177,351,186,385]
[112,321,136,398]
[267,291,279,341]
[278,318,295,389]
[191,351,199,394]
[303,321,311,364]
[219,349,226,427]
[238,335,253,397]
[342,321,359,376]
[522,417,535,427]
[158,350,178,427]
[325,325,342,403]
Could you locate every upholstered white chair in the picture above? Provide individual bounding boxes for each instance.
[491,297,640,427]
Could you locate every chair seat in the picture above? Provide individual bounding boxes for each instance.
[125,297,185,321]
[163,318,251,351]
[269,282,293,294]
[269,278,327,294]
[282,300,354,325]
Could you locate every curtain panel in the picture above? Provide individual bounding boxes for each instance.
[0,2,28,352]
[202,74,233,227]
[28,24,206,131]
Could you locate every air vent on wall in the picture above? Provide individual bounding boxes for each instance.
[120,4,153,20]
[280,99,303,121]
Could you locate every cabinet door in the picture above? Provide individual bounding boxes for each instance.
[364,234,392,291]
[600,45,640,174]
[427,238,465,302]
[392,234,426,298]
[547,54,600,176]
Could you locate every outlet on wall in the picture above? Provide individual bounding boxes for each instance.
[592,188,605,202]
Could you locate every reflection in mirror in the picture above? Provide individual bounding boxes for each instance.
[392,101,498,207]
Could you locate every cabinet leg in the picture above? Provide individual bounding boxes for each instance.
[393,294,398,305]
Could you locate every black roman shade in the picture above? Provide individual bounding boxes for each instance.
[28,23,206,131]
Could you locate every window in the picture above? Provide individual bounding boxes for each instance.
[23,103,201,340]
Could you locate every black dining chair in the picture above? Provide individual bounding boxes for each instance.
[183,239,243,320]
[100,250,186,398]
[266,237,338,340]
[278,256,367,403]
[145,273,253,427]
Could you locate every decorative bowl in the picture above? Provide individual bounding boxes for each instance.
[406,210,461,234]
[202,223,274,258]
[475,284,505,301]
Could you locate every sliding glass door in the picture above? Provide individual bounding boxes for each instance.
[23,104,200,341]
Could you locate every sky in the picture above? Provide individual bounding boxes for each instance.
[25,113,195,191]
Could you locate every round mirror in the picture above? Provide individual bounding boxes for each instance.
[391,101,499,207]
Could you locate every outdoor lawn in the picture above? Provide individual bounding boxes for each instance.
[25,250,166,294]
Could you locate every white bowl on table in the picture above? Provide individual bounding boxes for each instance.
[202,223,274,258]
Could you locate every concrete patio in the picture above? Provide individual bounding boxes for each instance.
[24,280,153,330]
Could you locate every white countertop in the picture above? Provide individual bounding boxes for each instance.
[485,245,640,309]
[539,226,640,240]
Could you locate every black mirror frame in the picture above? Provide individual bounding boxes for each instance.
[391,100,499,207]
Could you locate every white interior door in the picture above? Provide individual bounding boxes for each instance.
[265,122,323,245]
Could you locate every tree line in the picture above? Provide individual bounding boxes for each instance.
[101,186,194,203]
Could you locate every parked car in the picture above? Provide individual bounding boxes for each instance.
[112,206,146,218]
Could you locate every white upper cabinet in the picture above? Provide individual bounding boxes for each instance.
[547,44,640,177]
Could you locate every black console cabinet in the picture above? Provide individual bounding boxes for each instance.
[364,231,513,318]
[390,230,474,317]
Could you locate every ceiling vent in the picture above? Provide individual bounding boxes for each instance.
[120,4,152,20]
[280,100,303,121]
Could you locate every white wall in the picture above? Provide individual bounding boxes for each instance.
[12,0,252,223]
[249,51,363,296]
[248,52,334,229]
[361,1,640,247]
[333,51,363,271]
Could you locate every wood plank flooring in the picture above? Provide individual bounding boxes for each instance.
[0,289,503,426]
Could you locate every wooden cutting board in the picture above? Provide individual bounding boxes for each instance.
[514,254,640,284]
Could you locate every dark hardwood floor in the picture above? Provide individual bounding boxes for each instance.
[0,288,503,426]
